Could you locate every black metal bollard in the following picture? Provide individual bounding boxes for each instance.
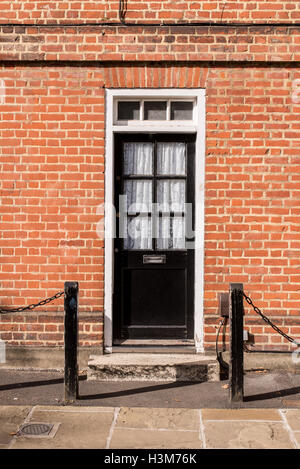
[64,281,79,403]
[229,283,244,403]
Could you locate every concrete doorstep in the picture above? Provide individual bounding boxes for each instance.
[87,354,219,382]
[1,405,300,450]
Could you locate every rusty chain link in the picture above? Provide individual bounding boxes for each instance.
[242,292,300,347]
[0,291,64,314]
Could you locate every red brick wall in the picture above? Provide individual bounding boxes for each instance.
[205,66,300,351]
[0,25,299,62]
[0,66,106,347]
[1,4,300,351]
[1,63,300,350]
[1,1,300,25]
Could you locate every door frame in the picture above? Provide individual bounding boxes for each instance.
[104,88,206,353]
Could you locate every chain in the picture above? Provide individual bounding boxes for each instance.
[242,292,300,347]
[0,291,64,314]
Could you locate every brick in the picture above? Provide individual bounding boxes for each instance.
[0,7,300,354]
[0,24,299,62]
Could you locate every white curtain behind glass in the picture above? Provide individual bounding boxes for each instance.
[157,180,185,212]
[123,142,186,250]
[157,142,186,249]
[158,217,185,250]
[124,142,153,175]
[125,180,152,214]
[124,217,152,250]
[157,142,186,175]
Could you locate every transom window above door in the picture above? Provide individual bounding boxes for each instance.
[115,99,195,124]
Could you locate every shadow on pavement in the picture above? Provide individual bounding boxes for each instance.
[244,385,300,402]
[78,380,200,401]
[0,375,86,392]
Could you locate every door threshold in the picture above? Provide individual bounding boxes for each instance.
[113,339,194,346]
[112,339,197,354]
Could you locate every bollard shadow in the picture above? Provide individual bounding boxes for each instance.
[0,375,87,392]
[78,380,199,401]
[244,385,300,402]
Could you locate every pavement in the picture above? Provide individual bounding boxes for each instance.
[1,368,300,449]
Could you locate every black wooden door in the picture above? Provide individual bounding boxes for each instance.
[113,134,195,341]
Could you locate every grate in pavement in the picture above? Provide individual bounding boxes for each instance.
[19,423,53,436]
[17,422,60,438]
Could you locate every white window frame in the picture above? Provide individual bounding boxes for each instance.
[104,88,206,353]
[114,97,196,126]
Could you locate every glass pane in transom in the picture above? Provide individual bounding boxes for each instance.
[144,101,167,120]
[118,101,140,120]
[171,101,193,120]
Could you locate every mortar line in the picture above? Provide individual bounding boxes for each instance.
[278,409,300,449]
[114,426,197,432]
[37,408,114,413]
[106,407,120,449]
[199,410,207,449]
[204,419,283,423]
[8,405,37,450]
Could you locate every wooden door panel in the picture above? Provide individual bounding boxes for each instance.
[123,268,186,326]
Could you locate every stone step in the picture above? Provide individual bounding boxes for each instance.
[87,353,220,382]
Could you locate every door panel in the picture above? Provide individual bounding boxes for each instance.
[123,268,186,326]
[113,134,195,341]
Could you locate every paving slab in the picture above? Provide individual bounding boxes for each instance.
[0,405,299,449]
[202,409,282,421]
[283,409,300,431]
[12,406,115,449]
[109,428,202,449]
[0,406,31,447]
[116,407,199,430]
[293,433,300,447]
[204,421,294,449]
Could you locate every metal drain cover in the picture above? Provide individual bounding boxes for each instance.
[17,422,60,438]
[20,423,53,436]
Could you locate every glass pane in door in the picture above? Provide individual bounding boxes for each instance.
[124,216,152,250]
[157,217,186,250]
[123,142,153,175]
[124,180,152,214]
[157,142,186,175]
[123,142,153,250]
[157,180,185,212]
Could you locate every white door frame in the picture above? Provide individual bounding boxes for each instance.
[104,88,206,353]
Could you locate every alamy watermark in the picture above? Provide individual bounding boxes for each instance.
[0,79,5,105]
[292,341,300,364]
[0,339,6,364]
[292,79,300,104]
[96,196,196,249]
